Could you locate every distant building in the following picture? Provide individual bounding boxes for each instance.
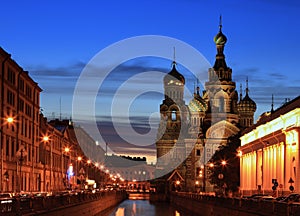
[105,154,155,182]
[239,96,300,195]
[156,20,256,192]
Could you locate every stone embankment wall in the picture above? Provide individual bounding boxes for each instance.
[3,190,127,216]
[170,192,300,216]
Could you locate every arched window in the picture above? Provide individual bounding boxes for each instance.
[171,110,177,121]
[219,97,224,112]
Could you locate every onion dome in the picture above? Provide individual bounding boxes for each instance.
[238,82,257,113]
[213,16,227,45]
[214,30,227,45]
[164,61,185,86]
[188,87,207,112]
[213,16,228,71]
[238,94,257,113]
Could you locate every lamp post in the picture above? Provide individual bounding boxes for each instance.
[43,136,52,192]
[77,156,82,187]
[86,159,91,180]
[0,117,14,191]
[64,147,72,189]
[17,146,25,193]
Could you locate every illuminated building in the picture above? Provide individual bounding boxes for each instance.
[156,19,256,191]
[0,47,42,192]
[239,96,300,195]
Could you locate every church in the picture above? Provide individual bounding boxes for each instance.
[155,20,257,192]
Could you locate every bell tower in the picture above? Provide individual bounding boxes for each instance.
[203,16,239,126]
[156,59,189,171]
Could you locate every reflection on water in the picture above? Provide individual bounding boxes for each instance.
[101,199,193,216]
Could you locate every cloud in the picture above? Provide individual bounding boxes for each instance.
[28,61,85,77]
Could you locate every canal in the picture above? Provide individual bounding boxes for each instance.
[100,199,194,216]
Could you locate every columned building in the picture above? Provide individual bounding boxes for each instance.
[239,96,300,196]
[156,21,257,191]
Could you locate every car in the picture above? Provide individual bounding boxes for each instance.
[0,193,14,205]
[248,194,274,202]
[242,194,264,200]
[279,193,300,203]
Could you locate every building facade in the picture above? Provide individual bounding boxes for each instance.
[0,47,42,192]
[156,21,257,191]
[0,47,107,193]
[239,96,300,196]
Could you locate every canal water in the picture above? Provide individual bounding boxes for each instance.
[101,199,194,216]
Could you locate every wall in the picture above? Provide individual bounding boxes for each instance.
[170,192,300,216]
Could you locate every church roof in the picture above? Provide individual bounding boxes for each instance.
[164,62,185,85]
[189,90,207,112]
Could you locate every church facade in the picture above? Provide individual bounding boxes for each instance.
[156,22,257,192]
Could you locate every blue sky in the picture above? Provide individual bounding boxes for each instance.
[1,0,300,162]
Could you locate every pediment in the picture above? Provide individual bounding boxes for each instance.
[206,120,239,139]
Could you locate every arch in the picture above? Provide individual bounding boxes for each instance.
[206,120,240,140]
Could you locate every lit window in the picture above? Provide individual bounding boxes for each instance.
[171,110,177,121]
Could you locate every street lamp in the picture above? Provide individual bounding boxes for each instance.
[64,147,72,189]
[86,159,91,179]
[43,135,53,192]
[0,117,14,191]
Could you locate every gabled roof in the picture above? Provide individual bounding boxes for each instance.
[167,169,184,182]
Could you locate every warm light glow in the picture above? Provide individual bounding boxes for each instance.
[195,181,199,185]
[105,169,109,173]
[200,165,204,169]
[237,150,243,157]
[6,117,14,123]
[221,160,226,166]
[87,160,91,164]
[176,180,180,185]
[95,162,99,167]
[209,163,214,168]
[241,108,300,146]
[43,136,49,142]
[100,165,104,169]
[64,147,70,153]
[77,156,82,161]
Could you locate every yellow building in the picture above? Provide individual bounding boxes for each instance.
[239,96,300,195]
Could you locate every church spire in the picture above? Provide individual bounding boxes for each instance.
[240,83,243,102]
[219,15,223,32]
[213,16,228,71]
[172,46,177,66]
[245,77,249,95]
[271,94,274,112]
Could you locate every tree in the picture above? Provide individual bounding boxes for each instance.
[207,133,241,194]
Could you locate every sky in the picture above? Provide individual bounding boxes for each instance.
[1,0,300,163]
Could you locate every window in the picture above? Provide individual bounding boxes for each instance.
[19,99,24,112]
[19,78,24,92]
[25,104,32,117]
[219,97,224,112]
[196,149,201,156]
[171,110,177,121]
[7,90,15,106]
[25,85,32,99]
[7,68,15,85]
